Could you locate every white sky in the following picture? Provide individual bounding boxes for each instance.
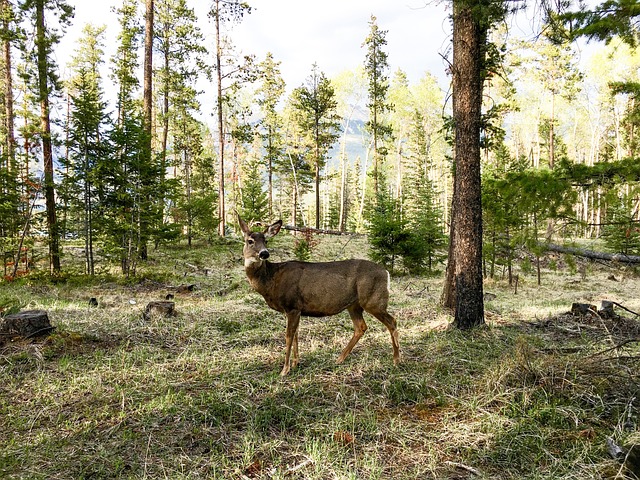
[58,0,454,94]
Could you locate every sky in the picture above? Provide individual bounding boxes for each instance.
[58,0,455,94]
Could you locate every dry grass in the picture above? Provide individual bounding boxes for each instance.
[1,235,639,479]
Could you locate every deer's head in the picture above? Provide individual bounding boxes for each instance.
[238,216,282,267]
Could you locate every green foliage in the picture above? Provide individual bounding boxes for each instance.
[363,15,394,191]
[367,184,437,275]
[290,63,341,228]
[602,193,640,255]
[559,0,640,46]
[239,155,268,224]
[292,228,317,262]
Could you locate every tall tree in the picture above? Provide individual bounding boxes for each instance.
[154,0,206,245]
[64,24,109,275]
[442,0,509,329]
[0,0,18,239]
[290,63,341,229]
[209,0,253,237]
[256,52,285,217]
[363,15,393,197]
[22,0,73,273]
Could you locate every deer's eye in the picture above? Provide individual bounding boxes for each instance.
[247,239,254,245]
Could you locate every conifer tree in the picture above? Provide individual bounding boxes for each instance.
[64,24,109,275]
[363,15,393,197]
[209,0,253,236]
[256,52,285,217]
[106,0,149,275]
[0,0,19,239]
[21,0,74,273]
[290,63,341,229]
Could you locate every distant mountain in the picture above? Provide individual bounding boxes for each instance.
[327,119,368,169]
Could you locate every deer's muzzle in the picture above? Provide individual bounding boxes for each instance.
[259,249,270,260]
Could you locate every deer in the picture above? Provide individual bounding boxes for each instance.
[238,216,400,376]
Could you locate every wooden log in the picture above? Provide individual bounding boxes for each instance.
[281,224,361,236]
[143,301,176,320]
[0,310,55,338]
[544,243,640,265]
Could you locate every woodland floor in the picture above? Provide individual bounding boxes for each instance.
[0,234,639,479]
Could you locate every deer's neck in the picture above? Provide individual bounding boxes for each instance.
[244,260,275,294]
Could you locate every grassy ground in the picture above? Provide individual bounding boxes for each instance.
[1,233,639,479]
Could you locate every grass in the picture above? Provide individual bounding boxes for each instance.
[1,234,639,479]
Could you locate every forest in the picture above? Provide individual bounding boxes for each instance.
[0,0,638,283]
[1,0,640,478]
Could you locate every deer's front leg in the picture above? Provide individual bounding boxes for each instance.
[281,310,300,376]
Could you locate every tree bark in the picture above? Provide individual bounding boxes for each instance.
[447,1,485,329]
[141,0,154,260]
[35,0,60,273]
[214,0,225,237]
[2,0,15,179]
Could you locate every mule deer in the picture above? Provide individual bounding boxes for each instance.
[238,216,400,376]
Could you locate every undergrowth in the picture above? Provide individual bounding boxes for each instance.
[0,235,639,479]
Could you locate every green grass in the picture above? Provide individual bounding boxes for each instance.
[1,235,639,479]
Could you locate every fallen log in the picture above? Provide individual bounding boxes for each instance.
[281,224,361,236]
[544,243,640,265]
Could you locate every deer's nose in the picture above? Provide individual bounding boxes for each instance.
[259,249,270,260]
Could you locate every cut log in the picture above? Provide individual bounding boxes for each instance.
[143,301,176,320]
[0,310,55,338]
[544,243,640,265]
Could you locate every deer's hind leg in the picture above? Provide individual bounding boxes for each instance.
[367,308,400,365]
[337,304,368,364]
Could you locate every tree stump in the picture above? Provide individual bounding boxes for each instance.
[571,303,597,316]
[0,310,55,338]
[143,301,176,320]
[599,300,616,319]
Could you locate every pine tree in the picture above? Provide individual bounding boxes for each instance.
[105,0,148,275]
[363,15,393,197]
[64,24,109,275]
[209,0,253,236]
[402,110,446,273]
[239,151,268,224]
[290,63,341,229]
[256,52,285,217]
[155,0,207,240]
[21,0,74,273]
[0,0,19,240]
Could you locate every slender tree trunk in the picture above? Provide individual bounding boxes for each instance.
[445,1,485,328]
[214,0,225,236]
[141,0,154,259]
[35,0,60,273]
[2,0,15,179]
[315,135,320,229]
[267,129,273,217]
[549,92,555,169]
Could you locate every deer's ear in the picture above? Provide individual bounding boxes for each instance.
[238,216,250,236]
[265,220,282,239]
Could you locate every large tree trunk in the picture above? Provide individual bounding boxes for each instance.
[445,1,485,329]
[36,0,60,273]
